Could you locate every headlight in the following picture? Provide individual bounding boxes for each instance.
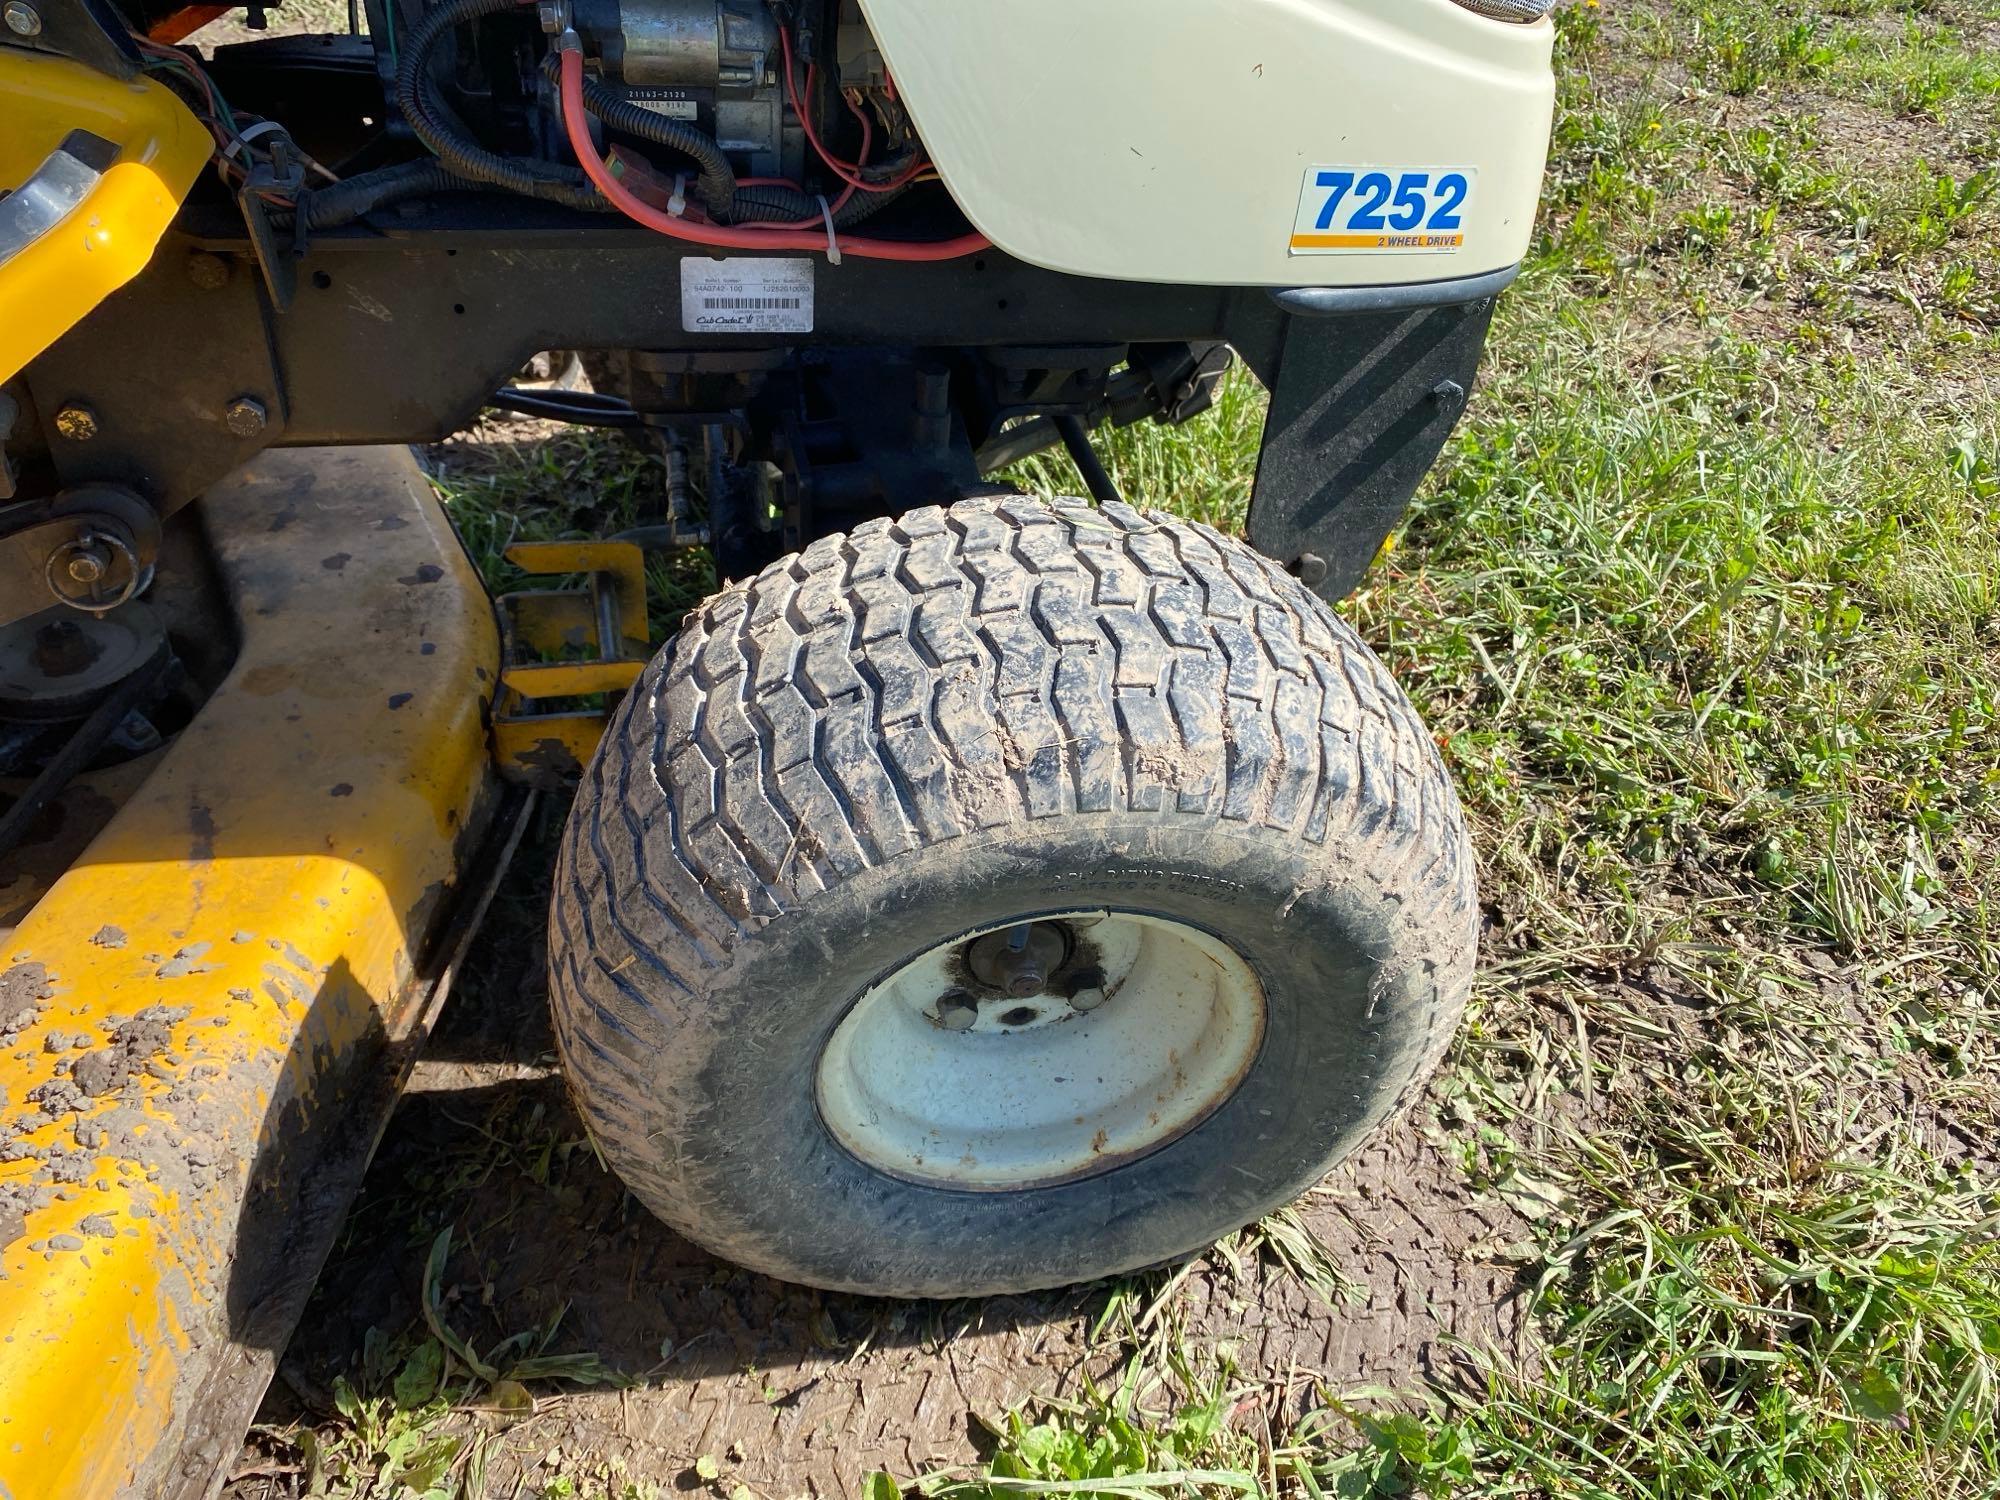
[1450,0,1560,20]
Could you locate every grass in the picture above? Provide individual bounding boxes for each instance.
[252,0,1998,1495]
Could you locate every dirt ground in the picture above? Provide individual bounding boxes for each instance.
[230,823,1536,1498]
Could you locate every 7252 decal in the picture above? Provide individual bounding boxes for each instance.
[1290,165,1478,255]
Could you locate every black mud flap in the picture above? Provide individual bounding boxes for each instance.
[1247,273,1508,603]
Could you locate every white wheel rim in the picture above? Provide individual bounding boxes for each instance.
[815,911,1266,1191]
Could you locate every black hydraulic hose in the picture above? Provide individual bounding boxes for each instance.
[396,0,603,209]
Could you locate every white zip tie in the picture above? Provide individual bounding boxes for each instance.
[667,172,688,218]
[219,119,287,162]
[817,195,841,265]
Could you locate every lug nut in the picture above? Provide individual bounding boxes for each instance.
[53,404,98,442]
[933,991,978,1032]
[3,1,42,36]
[223,396,268,437]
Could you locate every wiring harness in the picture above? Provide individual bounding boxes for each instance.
[135,0,986,260]
[378,0,986,259]
[133,32,337,209]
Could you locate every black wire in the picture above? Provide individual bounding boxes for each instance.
[396,0,603,209]
[486,388,643,427]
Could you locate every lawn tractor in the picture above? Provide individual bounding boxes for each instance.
[0,0,1557,1492]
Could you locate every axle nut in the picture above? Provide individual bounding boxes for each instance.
[53,404,98,442]
[223,396,269,437]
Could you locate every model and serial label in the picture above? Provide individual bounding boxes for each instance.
[1290,166,1477,255]
[681,258,815,334]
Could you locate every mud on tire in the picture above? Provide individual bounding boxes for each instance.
[548,494,1476,1298]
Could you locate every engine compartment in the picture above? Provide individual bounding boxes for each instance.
[154,0,979,252]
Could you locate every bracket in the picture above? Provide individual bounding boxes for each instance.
[491,539,650,785]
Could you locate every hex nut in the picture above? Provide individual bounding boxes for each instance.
[3,1,42,37]
[223,396,269,437]
[53,404,98,442]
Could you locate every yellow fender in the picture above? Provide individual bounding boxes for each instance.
[0,49,211,384]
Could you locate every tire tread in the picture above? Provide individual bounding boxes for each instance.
[550,495,1477,1268]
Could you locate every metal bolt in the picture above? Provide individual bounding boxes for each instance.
[186,251,231,291]
[933,991,978,1032]
[53,404,98,442]
[65,545,108,585]
[3,1,42,36]
[1291,553,1329,588]
[223,395,268,438]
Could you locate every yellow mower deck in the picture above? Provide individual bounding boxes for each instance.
[0,448,500,1500]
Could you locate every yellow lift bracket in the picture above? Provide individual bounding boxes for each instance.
[492,539,651,784]
[0,447,500,1500]
[0,50,212,383]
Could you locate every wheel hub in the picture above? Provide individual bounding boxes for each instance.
[963,921,1069,998]
[815,911,1266,1191]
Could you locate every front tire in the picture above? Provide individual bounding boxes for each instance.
[549,495,1474,1297]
